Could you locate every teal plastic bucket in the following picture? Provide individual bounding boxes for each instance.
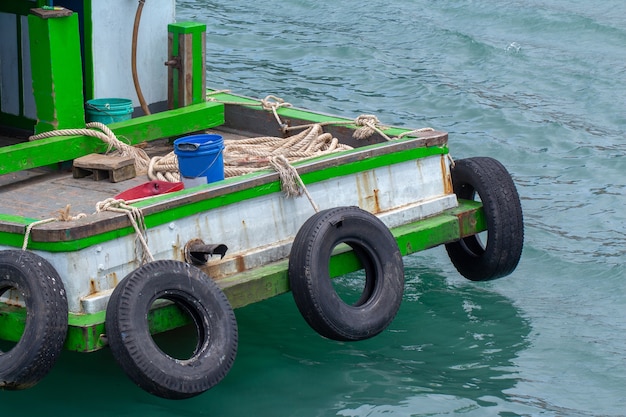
[85,98,133,124]
[174,134,225,188]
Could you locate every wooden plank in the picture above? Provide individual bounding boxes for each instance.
[0,101,224,175]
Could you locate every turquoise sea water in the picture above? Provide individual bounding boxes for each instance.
[3,0,625,415]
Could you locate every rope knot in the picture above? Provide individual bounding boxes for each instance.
[57,204,87,221]
[355,114,381,127]
[353,114,390,140]
[261,95,292,133]
[95,198,128,213]
[261,95,291,111]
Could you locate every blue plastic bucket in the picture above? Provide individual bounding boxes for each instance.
[85,98,133,124]
[174,134,225,188]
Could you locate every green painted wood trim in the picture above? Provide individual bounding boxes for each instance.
[168,23,207,107]
[29,12,85,134]
[0,200,485,352]
[168,22,207,34]
[0,101,224,175]
[219,199,486,309]
[2,143,445,252]
[0,303,25,342]
[207,90,423,139]
[2,304,194,353]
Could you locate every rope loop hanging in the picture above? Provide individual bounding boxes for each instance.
[269,155,319,213]
[95,198,154,264]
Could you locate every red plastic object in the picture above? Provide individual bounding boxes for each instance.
[115,180,184,201]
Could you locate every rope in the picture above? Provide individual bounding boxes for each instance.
[397,127,435,138]
[261,95,292,132]
[95,198,154,264]
[206,91,435,142]
[282,114,392,140]
[22,205,87,250]
[223,124,353,177]
[22,199,155,265]
[29,122,151,174]
[447,153,456,168]
[269,155,319,212]
[148,152,180,182]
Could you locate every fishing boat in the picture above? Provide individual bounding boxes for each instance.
[0,1,523,399]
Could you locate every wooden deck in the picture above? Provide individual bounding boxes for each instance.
[0,129,245,220]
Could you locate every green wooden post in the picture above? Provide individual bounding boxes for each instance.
[28,8,85,134]
[167,22,206,109]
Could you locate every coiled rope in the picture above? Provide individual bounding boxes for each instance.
[148,154,180,182]
[22,94,437,251]
[223,123,353,177]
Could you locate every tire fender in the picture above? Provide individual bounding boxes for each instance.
[445,157,524,281]
[288,206,404,341]
[0,250,68,390]
[105,260,238,399]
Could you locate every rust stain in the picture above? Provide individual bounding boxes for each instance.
[109,272,119,287]
[171,234,183,261]
[372,188,381,213]
[356,171,379,211]
[456,209,478,238]
[89,279,97,295]
[441,155,454,195]
[234,255,245,273]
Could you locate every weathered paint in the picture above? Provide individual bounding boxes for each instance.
[0,101,224,175]
[0,200,486,352]
[168,22,206,109]
[28,10,85,133]
[0,139,445,247]
[0,151,454,314]
[90,0,175,107]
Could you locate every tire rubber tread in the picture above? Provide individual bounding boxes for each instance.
[105,260,238,399]
[289,207,404,341]
[0,250,68,390]
[445,157,524,281]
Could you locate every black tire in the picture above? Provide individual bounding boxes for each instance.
[288,206,405,341]
[105,260,238,400]
[445,157,524,281]
[0,250,68,390]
